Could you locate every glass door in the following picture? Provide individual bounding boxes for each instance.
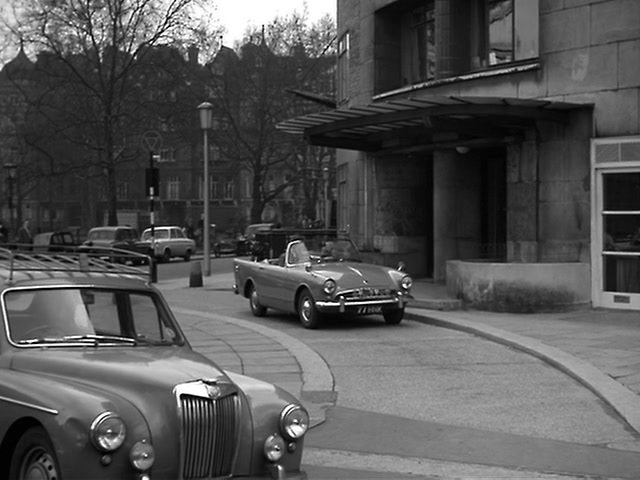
[596,170,640,309]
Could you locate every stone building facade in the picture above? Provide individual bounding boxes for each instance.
[278,0,640,312]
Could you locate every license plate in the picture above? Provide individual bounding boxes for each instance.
[357,306,382,315]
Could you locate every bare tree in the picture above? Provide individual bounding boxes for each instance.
[3,0,220,225]
[211,13,335,225]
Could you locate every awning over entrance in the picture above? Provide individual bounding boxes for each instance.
[277,96,589,155]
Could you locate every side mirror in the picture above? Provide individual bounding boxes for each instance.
[397,261,406,272]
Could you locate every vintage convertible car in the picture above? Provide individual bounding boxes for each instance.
[0,248,308,479]
[233,238,413,328]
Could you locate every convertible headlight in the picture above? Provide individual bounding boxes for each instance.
[264,434,285,462]
[280,404,309,440]
[130,439,155,471]
[401,275,413,291]
[323,278,337,295]
[90,412,126,452]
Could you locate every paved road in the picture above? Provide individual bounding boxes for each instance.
[158,270,640,479]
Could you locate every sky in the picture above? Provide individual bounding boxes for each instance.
[215,0,336,45]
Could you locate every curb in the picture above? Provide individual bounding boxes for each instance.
[405,308,640,436]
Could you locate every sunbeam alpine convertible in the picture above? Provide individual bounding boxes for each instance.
[233,236,413,329]
[0,248,308,480]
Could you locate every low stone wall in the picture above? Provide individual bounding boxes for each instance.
[446,260,591,313]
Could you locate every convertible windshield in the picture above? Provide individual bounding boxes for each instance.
[317,239,361,262]
[4,287,183,346]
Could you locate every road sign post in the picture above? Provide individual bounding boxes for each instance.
[142,131,162,283]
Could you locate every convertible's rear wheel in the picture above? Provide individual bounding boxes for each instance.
[298,289,322,329]
[10,427,60,480]
[383,307,404,325]
[249,284,267,316]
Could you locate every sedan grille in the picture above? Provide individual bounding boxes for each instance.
[177,382,240,479]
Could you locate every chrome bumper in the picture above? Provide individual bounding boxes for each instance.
[315,293,413,313]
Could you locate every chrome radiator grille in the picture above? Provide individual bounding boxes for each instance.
[179,391,239,478]
[341,287,394,300]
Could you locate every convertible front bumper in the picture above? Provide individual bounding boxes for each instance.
[315,293,413,313]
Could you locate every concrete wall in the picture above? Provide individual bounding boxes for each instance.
[447,260,591,312]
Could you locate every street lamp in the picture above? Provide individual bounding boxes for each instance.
[198,101,213,276]
[323,167,330,229]
[4,163,17,236]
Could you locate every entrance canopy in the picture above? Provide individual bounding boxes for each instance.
[277,96,589,155]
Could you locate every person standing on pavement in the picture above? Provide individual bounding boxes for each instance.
[17,219,33,247]
[0,220,8,244]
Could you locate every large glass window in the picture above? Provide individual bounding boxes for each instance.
[402,2,435,83]
[337,32,350,104]
[601,172,640,293]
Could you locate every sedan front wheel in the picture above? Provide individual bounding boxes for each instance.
[10,427,60,480]
[298,289,322,329]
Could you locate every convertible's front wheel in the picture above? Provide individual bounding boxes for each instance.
[298,289,322,329]
[249,284,267,317]
[383,307,404,325]
[10,427,60,480]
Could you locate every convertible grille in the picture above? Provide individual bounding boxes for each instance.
[179,389,240,478]
[341,287,394,300]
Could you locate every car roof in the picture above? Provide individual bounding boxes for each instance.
[89,226,136,232]
[0,249,152,289]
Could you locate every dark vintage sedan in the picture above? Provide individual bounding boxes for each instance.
[233,238,413,329]
[0,248,308,479]
[33,231,77,252]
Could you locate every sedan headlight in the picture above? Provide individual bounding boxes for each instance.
[323,279,337,296]
[280,404,309,440]
[90,412,126,452]
[401,275,413,291]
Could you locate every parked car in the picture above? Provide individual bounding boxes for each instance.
[33,231,77,252]
[80,226,150,263]
[233,237,413,328]
[236,223,279,256]
[0,247,309,479]
[213,236,239,257]
[140,226,196,262]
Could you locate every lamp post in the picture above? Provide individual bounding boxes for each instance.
[4,163,17,236]
[198,102,213,276]
[323,167,330,229]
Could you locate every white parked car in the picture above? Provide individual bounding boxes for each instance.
[140,226,196,262]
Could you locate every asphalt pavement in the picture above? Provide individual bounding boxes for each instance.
[156,272,640,479]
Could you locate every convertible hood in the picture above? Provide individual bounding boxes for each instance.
[10,347,229,395]
[313,262,396,286]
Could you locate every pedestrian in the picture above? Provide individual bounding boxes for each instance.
[0,220,7,244]
[17,219,33,246]
[183,217,194,239]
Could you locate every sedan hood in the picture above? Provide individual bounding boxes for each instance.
[312,262,397,287]
[10,347,229,394]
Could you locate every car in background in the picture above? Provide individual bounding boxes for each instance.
[234,236,413,329]
[213,236,239,257]
[140,226,195,262]
[33,231,77,252]
[0,247,309,479]
[80,226,150,263]
[236,222,279,256]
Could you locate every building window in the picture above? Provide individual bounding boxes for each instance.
[472,0,538,70]
[158,148,175,163]
[167,176,180,200]
[224,177,234,200]
[117,179,129,200]
[337,32,349,104]
[402,1,435,84]
[211,176,220,199]
[337,164,348,232]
